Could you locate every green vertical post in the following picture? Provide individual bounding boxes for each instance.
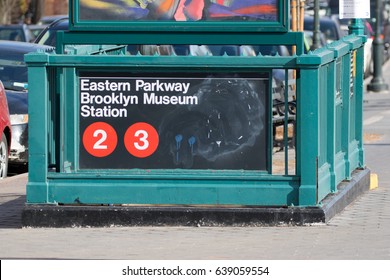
[326,60,337,192]
[342,53,351,179]
[297,67,319,206]
[355,47,365,168]
[349,19,366,169]
[349,19,364,36]
[26,53,49,203]
[62,67,78,172]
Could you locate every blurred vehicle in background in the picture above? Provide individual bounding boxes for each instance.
[37,15,68,25]
[0,40,54,166]
[0,24,34,42]
[34,17,68,46]
[304,16,343,44]
[303,30,327,51]
[27,24,47,41]
[0,81,11,179]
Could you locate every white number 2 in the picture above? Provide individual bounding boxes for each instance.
[134,129,149,151]
[93,129,108,150]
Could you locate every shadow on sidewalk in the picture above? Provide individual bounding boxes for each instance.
[0,196,25,229]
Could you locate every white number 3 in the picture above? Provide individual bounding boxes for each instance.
[134,129,149,150]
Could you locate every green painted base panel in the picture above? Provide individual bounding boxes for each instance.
[22,169,370,227]
[27,178,300,206]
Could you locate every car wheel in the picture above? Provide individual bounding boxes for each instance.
[0,132,9,179]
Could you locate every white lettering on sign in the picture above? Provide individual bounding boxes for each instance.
[136,79,190,94]
[80,92,138,107]
[143,93,198,105]
[80,105,127,117]
[81,79,131,92]
[80,78,200,119]
[80,78,139,118]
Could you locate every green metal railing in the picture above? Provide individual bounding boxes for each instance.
[25,32,366,207]
[297,34,365,205]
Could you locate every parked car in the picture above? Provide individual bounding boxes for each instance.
[0,24,34,42]
[27,24,47,41]
[34,17,68,47]
[0,40,54,166]
[304,16,343,44]
[37,15,68,25]
[0,81,11,179]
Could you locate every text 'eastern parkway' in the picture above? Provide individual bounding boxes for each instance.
[79,79,198,118]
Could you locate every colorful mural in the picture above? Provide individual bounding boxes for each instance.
[78,0,278,21]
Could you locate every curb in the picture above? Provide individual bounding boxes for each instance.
[21,169,371,227]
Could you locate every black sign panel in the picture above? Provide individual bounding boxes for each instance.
[79,73,269,170]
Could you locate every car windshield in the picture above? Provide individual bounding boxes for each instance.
[35,18,68,46]
[0,27,24,42]
[0,54,27,89]
[36,27,57,46]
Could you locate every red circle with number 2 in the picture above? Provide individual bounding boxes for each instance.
[124,122,159,158]
[83,122,118,157]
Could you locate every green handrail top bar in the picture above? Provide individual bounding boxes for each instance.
[342,33,367,48]
[25,52,299,69]
[326,34,366,57]
[296,34,365,66]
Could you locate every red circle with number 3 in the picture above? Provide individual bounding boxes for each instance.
[83,122,117,157]
[124,122,159,158]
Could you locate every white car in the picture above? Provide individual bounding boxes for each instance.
[363,21,374,78]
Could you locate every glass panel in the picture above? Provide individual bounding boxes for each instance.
[78,0,279,22]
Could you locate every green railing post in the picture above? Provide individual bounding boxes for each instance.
[355,46,365,168]
[297,47,336,205]
[297,67,319,206]
[349,19,364,36]
[25,52,50,203]
[325,60,337,193]
[342,51,352,179]
[348,20,366,169]
[342,35,366,172]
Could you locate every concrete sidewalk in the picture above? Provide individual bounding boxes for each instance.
[1,70,390,260]
[0,166,388,259]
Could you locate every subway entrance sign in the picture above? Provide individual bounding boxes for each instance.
[23,0,370,226]
[26,0,307,210]
[79,72,269,170]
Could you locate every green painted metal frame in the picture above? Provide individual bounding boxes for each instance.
[69,0,290,33]
[25,28,366,207]
[296,34,366,205]
[26,52,301,206]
